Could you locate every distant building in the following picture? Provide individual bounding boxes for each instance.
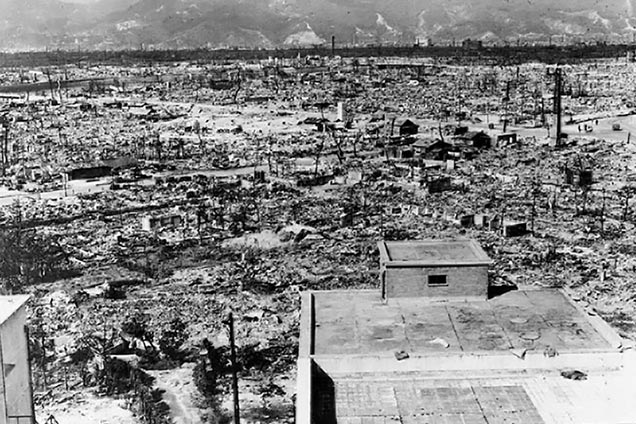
[496,132,518,146]
[462,38,483,49]
[502,220,529,237]
[564,157,594,187]
[395,118,419,136]
[0,295,34,424]
[425,175,454,194]
[141,214,183,232]
[455,130,492,149]
[412,138,453,160]
[378,239,492,301]
[65,166,112,181]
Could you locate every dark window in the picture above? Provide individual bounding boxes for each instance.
[428,275,448,287]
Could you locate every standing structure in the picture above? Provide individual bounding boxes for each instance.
[296,240,636,424]
[0,295,34,424]
[554,67,563,145]
[336,102,345,122]
[378,239,492,301]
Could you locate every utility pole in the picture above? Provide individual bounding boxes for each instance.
[540,97,545,127]
[45,68,55,102]
[531,177,538,236]
[227,313,240,424]
[0,117,6,177]
[554,67,563,145]
[600,188,606,234]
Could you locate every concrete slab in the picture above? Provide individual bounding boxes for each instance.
[330,367,636,424]
[311,290,612,356]
[335,379,544,424]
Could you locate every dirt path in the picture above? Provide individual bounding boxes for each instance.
[147,365,203,424]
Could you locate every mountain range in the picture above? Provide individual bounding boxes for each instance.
[1,0,636,51]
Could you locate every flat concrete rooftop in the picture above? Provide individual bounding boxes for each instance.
[311,289,612,356]
[329,367,636,424]
[379,239,491,266]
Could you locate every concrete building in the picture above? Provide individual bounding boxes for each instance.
[296,240,636,424]
[378,240,492,301]
[0,295,34,424]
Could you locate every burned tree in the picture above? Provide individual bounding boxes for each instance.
[618,184,636,221]
[0,225,70,293]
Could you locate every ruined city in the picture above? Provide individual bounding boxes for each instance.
[2,1,636,424]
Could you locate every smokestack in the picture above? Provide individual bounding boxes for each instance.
[332,35,335,56]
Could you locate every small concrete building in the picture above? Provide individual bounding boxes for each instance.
[378,239,492,301]
[0,295,34,424]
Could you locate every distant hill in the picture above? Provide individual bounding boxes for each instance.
[1,0,635,51]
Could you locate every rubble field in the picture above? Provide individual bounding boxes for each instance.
[1,54,636,423]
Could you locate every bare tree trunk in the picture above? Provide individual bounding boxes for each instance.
[314,137,325,178]
[334,133,344,164]
[600,188,606,234]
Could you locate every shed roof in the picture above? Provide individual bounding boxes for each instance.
[395,118,419,127]
[458,130,491,140]
[412,138,448,149]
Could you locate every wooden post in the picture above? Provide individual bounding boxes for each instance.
[600,188,606,234]
[531,183,536,235]
[228,313,240,424]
